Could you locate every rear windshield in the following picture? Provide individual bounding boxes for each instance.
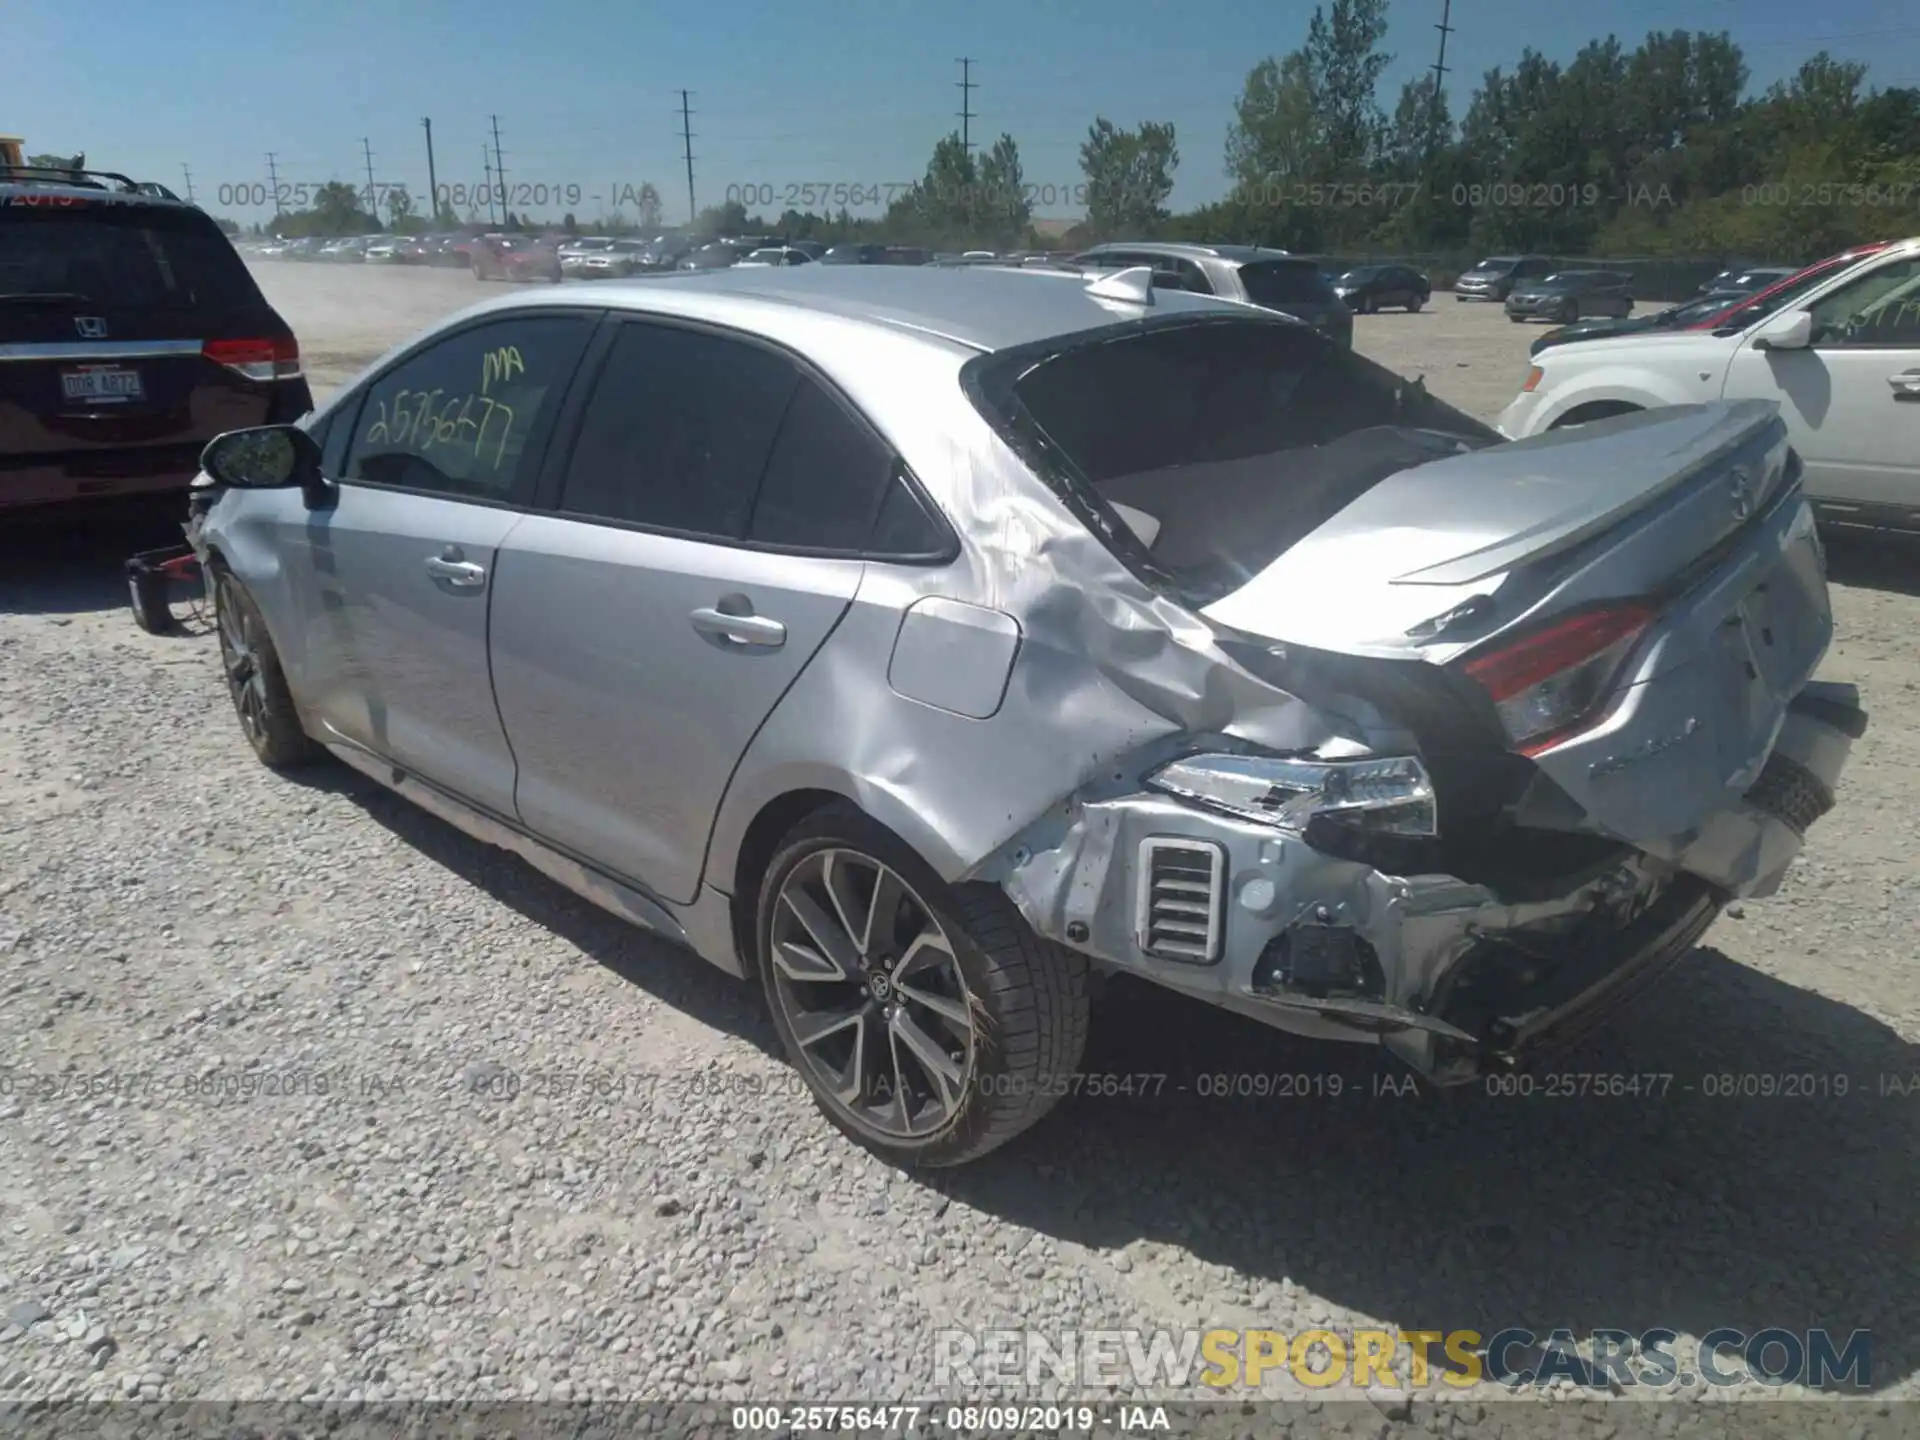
[1239,261,1337,306]
[976,318,1498,603]
[0,202,263,310]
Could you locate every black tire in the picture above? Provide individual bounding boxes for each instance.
[1357,295,1373,315]
[212,568,321,770]
[755,803,1089,1168]
[128,568,175,634]
[1408,295,1423,313]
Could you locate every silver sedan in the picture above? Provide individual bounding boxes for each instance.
[188,262,1865,1166]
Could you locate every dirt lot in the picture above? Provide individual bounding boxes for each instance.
[0,263,1916,1435]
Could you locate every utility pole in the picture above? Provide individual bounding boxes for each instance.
[489,115,507,224]
[956,58,976,155]
[421,117,439,224]
[483,148,498,226]
[361,137,378,220]
[265,152,283,218]
[1428,0,1455,158]
[180,163,195,202]
[678,90,697,225]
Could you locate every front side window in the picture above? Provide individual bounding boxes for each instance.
[1807,257,1920,348]
[342,314,594,502]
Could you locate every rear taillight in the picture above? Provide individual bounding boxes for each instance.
[203,337,303,382]
[1461,603,1655,754]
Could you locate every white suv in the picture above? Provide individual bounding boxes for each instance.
[1499,236,1920,534]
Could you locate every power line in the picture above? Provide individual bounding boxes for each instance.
[957,57,977,153]
[180,163,195,202]
[482,147,499,226]
[679,90,697,224]
[1429,0,1455,156]
[361,138,378,218]
[264,152,283,217]
[422,118,439,222]
[490,115,508,221]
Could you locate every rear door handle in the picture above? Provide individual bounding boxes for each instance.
[425,553,486,587]
[690,606,786,648]
[1888,370,1920,399]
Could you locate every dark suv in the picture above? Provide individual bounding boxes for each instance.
[0,172,312,514]
[1453,254,1554,301]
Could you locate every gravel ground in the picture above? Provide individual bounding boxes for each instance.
[1,263,1917,1438]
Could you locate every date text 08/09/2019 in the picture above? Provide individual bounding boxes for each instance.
[730,1405,1173,1433]
[214,182,662,212]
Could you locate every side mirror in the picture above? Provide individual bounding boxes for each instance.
[1751,308,1813,352]
[199,424,321,491]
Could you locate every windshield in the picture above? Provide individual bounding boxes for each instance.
[1239,261,1337,306]
[1470,257,1518,273]
[980,318,1496,603]
[0,204,263,310]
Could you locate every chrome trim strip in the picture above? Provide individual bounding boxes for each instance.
[0,339,204,362]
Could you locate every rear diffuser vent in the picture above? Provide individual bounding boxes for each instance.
[1135,838,1225,964]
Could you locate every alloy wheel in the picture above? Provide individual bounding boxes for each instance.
[767,848,976,1141]
[215,578,268,747]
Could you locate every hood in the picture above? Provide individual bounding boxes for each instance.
[1199,400,1785,659]
[1528,326,1729,362]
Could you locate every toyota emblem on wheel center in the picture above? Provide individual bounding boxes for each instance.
[75,316,108,339]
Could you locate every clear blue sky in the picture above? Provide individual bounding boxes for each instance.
[11,0,1919,225]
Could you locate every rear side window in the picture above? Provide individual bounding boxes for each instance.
[0,203,263,310]
[746,376,895,550]
[1238,262,1336,307]
[558,321,798,538]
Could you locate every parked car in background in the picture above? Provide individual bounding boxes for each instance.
[558,237,617,278]
[1499,235,1920,535]
[1454,254,1555,301]
[1700,265,1796,296]
[1069,241,1354,345]
[568,238,649,279]
[471,234,562,283]
[1533,242,1898,357]
[1331,263,1430,313]
[632,234,696,271]
[187,261,1863,1166]
[316,236,370,263]
[1531,290,1749,355]
[0,169,311,514]
[1505,270,1635,323]
[363,237,406,263]
[884,246,932,265]
[738,246,815,267]
[679,239,757,271]
[821,243,891,265]
[787,240,827,261]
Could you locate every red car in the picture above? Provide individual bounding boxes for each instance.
[470,234,561,283]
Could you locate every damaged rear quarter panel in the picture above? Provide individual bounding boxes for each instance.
[702,351,1368,898]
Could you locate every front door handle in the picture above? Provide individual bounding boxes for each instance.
[425,554,486,587]
[690,605,786,648]
[1888,370,1920,399]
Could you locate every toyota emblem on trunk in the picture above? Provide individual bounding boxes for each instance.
[75,316,108,339]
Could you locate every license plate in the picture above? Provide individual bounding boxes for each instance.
[61,366,144,403]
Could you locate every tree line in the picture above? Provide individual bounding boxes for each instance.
[88,4,1920,261]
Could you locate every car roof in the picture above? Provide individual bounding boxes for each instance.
[454,261,1247,354]
[1077,240,1296,266]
